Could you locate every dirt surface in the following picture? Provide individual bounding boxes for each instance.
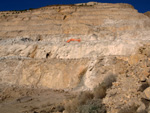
[0,85,73,113]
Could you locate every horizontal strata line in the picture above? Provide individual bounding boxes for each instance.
[0,56,32,60]
[0,20,104,25]
[9,13,133,17]
[0,23,105,27]
[0,23,101,26]
[0,9,135,16]
[76,8,133,11]
[0,39,146,45]
[0,14,134,20]
[0,31,62,32]
[8,6,133,10]
[0,27,91,31]
[1,12,136,18]
[25,13,132,17]
[72,12,137,15]
[0,40,138,45]
[48,9,133,13]
[0,34,85,36]
[0,24,139,29]
[0,19,141,25]
[0,34,85,37]
[0,17,140,23]
[0,18,120,23]
[0,24,63,27]
[30,9,134,13]
[0,23,104,27]
[2,15,139,21]
[0,56,90,61]
[0,29,140,33]
[6,11,135,15]
[0,28,136,32]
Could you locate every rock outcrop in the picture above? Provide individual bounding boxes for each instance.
[0,1,150,89]
[0,2,150,112]
[144,11,150,18]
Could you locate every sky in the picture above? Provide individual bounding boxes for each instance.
[0,0,149,13]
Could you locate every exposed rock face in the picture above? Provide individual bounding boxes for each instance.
[1,3,147,38]
[0,58,89,89]
[1,2,150,112]
[0,1,150,89]
[0,2,150,59]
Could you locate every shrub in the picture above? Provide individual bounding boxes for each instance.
[93,73,116,99]
[65,91,93,113]
[93,84,106,99]
[103,73,116,88]
[79,99,106,113]
[29,8,33,10]
[65,96,106,113]
[65,98,78,113]
[77,91,94,105]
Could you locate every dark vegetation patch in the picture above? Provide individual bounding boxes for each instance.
[21,38,33,42]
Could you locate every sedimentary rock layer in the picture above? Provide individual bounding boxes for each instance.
[0,2,150,90]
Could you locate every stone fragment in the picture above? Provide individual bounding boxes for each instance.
[140,77,146,82]
[144,87,150,100]
[147,78,150,86]
[138,82,149,92]
[16,96,33,103]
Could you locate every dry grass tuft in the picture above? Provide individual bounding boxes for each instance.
[65,91,93,113]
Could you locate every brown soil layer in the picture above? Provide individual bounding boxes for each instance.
[0,85,73,113]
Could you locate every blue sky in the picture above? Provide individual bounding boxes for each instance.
[0,0,149,13]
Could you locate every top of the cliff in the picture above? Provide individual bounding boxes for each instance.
[40,2,134,9]
[75,2,134,8]
[0,2,135,13]
[144,11,150,18]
